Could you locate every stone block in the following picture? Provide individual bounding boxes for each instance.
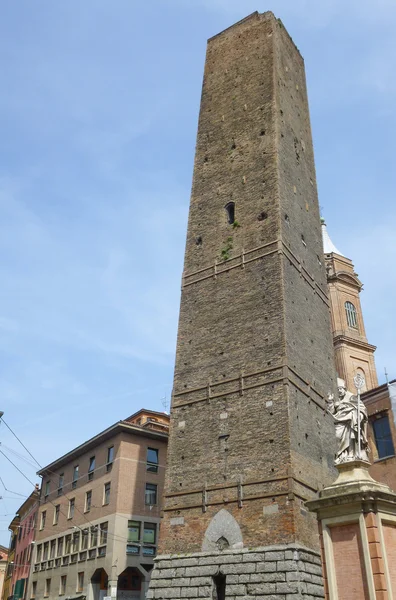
[276,581,300,594]
[247,583,276,594]
[226,584,247,595]
[277,560,298,572]
[306,582,325,596]
[181,587,197,598]
[153,587,181,599]
[265,551,285,561]
[184,565,218,577]
[256,561,277,572]
[263,572,286,582]
[242,552,264,562]
[304,563,323,576]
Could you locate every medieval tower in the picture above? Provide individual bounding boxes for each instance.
[149,12,338,599]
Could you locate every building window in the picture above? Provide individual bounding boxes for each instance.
[81,529,89,551]
[50,540,56,559]
[143,523,156,544]
[58,474,64,496]
[44,579,51,598]
[72,465,79,489]
[44,480,50,499]
[345,301,358,328]
[145,483,157,506]
[36,544,42,563]
[106,446,114,471]
[53,505,60,526]
[40,511,46,531]
[372,414,395,459]
[57,538,63,557]
[225,202,235,225]
[72,532,80,553]
[128,521,141,543]
[77,572,84,593]
[142,546,156,557]
[103,482,111,505]
[126,545,140,555]
[31,581,37,599]
[98,546,106,557]
[65,535,71,554]
[85,490,92,513]
[90,526,98,547]
[100,522,108,545]
[146,448,159,473]
[59,575,66,596]
[88,456,95,480]
[68,498,75,519]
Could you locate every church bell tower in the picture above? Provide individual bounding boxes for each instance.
[321,218,378,392]
[149,12,338,598]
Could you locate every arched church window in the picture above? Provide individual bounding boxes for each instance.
[225,202,235,225]
[345,301,358,329]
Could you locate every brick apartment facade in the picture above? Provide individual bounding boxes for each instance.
[2,518,19,600]
[27,410,168,600]
[0,546,9,600]
[363,381,396,490]
[6,488,40,600]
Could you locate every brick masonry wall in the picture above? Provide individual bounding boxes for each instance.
[383,523,396,598]
[160,10,337,560]
[148,545,325,599]
[330,523,370,600]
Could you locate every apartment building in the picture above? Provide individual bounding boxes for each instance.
[0,546,9,600]
[363,380,396,490]
[3,487,40,600]
[28,409,169,600]
[1,517,19,600]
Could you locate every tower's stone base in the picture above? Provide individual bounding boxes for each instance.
[147,544,325,599]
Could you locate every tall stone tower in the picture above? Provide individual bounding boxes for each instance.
[150,12,338,598]
[321,219,378,392]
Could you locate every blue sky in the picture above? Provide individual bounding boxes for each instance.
[1,0,396,544]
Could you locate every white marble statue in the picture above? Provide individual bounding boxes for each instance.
[327,378,369,464]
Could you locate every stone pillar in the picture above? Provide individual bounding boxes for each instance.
[307,460,396,600]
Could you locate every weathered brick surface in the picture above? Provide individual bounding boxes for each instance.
[159,10,337,561]
[151,10,337,599]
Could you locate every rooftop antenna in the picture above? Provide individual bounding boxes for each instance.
[161,394,169,414]
[385,367,389,385]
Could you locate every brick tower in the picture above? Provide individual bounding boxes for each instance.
[321,219,378,392]
[149,12,338,599]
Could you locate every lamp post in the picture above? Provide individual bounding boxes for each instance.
[353,373,365,459]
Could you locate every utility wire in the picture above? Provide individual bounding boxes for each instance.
[0,476,28,498]
[0,418,41,467]
[0,449,136,545]
[0,451,36,486]
[0,419,157,546]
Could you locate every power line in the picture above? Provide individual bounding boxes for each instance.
[0,419,159,547]
[1,444,40,470]
[0,476,28,498]
[0,418,41,468]
[0,451,36,487]
[0,450,136,546]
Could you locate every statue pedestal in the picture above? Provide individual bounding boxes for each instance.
[307,460,396,600]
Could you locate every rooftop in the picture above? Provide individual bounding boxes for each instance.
[321,218,344,256]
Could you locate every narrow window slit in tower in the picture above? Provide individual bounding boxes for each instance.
[213,574,226,600]
[225,202,235,225]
